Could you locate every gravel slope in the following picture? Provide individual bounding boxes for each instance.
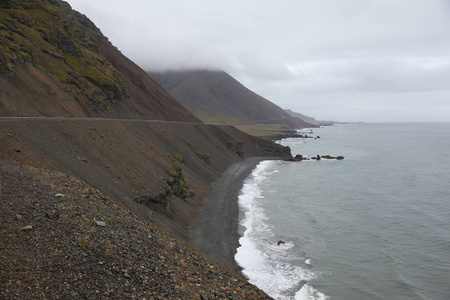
[0,160,271,299]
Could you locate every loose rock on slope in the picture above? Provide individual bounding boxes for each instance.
[0,160,271,299]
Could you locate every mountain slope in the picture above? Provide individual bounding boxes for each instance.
[149,69,313,128]
[0,0,293,273]
[0,0,197,122]
[285,109,336,126]
[284,109,320,125]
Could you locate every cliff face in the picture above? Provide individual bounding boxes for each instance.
[0,0,197,122]
[149,69,313,128]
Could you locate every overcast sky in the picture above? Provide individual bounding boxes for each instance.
[66,0,450,122]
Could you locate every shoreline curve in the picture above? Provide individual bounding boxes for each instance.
[189,157,274,274]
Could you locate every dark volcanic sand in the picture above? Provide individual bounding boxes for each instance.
[190,157,270,274]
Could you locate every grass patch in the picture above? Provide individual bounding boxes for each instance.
[77,238,87,246]
[235,124,293,137]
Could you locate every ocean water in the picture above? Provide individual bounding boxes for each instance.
[235,123,450,300]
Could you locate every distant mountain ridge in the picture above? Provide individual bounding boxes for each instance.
[284,109,337,126]
[149,69,313,129]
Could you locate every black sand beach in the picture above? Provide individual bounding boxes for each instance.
[190,157,270,274]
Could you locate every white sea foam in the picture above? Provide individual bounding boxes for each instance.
[295,283,328,300]
[239,124,450,299]
[236,160,319,299]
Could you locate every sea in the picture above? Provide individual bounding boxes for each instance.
[235,123,450,300]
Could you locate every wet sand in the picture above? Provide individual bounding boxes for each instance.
[190,157,272,274]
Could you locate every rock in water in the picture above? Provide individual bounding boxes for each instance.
[294,154,303,161]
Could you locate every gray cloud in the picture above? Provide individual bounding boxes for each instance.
[67,0,450,122]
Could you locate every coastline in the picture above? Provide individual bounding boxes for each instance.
[190,157,272,274]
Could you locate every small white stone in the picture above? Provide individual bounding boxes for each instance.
[95,220,106,227]
[21,225,33,231]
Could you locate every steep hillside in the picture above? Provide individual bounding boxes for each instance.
[149,69,313,129]
[0,0,293,277]
[0,0,197,121]
[0,118,289,239]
